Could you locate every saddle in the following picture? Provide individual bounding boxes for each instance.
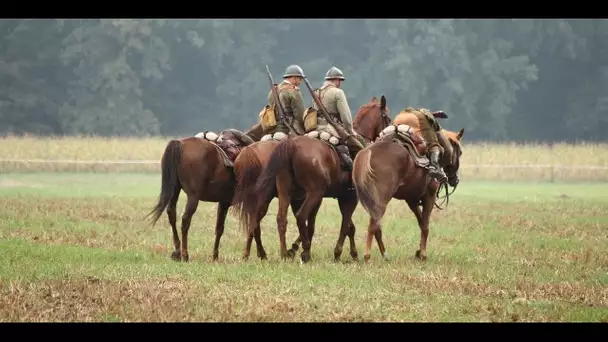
[305,129,352,171]
[194,128,256,168]
[377,124,430,168]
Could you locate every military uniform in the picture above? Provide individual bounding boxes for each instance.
[266,65,307,136]
[408,108,453,183]
[312,67,362,169]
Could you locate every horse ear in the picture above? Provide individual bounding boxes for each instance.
[457,128,465,139]
[371,96,378,103]
[380,95,387,110]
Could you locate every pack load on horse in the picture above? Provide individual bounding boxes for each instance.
[242,64,392,263]
[391,107,453,184]
[301,66,367,171]
[352,105,465,262]
[229,64,309,260]
[194,127,262,167]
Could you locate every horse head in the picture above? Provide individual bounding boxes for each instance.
[353,95,391,143]
[441,128,465,188]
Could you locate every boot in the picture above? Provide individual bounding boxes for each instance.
[335,144,353,170]
[428,151,447,183]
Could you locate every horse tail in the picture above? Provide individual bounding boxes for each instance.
[255,138,296,202]
[147,139,183,225]
[230,148,264,231]
[352,147,383,221]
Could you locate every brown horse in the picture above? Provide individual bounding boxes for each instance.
[241,96,392,263]
[146,124,264,262]
[352,117,465,262]
[229,137,296,260]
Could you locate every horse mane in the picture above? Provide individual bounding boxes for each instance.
[353,100,381,127]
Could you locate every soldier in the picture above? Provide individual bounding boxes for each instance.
[312,66,362,169]
[409,108,453,183]
[266,64,307,135]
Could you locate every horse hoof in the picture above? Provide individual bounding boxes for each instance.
[212,253,219,262]
[170,250,181,261]
[286,249,296,259]
[363,254,371,263]
[300,254,311,264]
[350,252,359,261]
[415,250,427,261]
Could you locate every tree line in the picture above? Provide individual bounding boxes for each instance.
[1,19,606,143]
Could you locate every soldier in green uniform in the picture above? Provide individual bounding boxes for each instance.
[266,64,307,136]
[396,107,453,183]
[312,66,362,169]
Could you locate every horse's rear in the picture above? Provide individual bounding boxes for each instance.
[231,139,282,260]
[352,136,435,262]
[353,140,418,221]
[255,135,357,262]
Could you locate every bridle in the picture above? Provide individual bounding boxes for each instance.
[434,140,461,210]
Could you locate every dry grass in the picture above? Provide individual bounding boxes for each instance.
[0,173,606,322]
[1,136,608,181]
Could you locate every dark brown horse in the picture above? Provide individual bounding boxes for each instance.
[352,119,465,262]
[146,124,264,262]
[239,96,392,263]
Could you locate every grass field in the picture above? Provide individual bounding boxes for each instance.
[0,172,606,322]
[1,136,608,181]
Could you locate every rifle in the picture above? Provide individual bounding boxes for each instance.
[265,65,298,136]
[302,77,365,150]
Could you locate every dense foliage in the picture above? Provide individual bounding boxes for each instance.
[1,19,606,142]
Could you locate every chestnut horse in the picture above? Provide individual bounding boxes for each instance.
[147,124,264,262]
[230,137,297,260]
[352,120,465,262]
[241,96,391,263]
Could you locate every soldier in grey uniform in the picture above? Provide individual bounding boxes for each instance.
[312,66,362,169]
[266,64,307,135]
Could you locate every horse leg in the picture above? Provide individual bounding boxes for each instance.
[296,190,324,264]
[242,199,269,261]
[306,200,322,243]
[180,194,199,262]
[167,188,181,261]
[253,203,269,260]
[286,199,304,259]
[334,194,358,262]
[347,220,359,261]
[212,201,230,261]
[415,193,435,261]
[242,231,254,260]
[276,188,291,259]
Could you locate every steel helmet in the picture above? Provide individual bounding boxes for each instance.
[324,66,345,80]
[283,64,306,78]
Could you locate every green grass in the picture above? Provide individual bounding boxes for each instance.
[0,172,606,322]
